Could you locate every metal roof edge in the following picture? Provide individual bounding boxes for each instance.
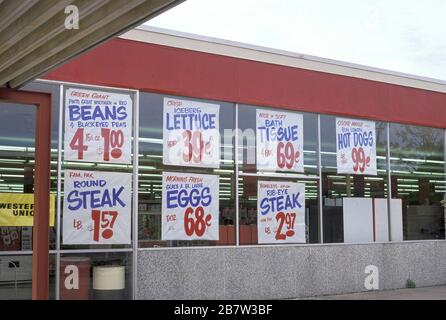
[119,25,446,92]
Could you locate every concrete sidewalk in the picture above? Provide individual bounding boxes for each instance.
[299,285,446,300]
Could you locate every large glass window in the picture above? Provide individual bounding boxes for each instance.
[238,176,320,244]
[59,252,132,300]
[0,82,60,253]
[320,115,388,243]
[138,92,236,247]
[390,124,445,240]
[237,105,320,244]
[60,85,135,251]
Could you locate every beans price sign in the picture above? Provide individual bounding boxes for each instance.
[257,181,306,244]
[256,110,304,172]
[336,117,377,175]
[63,170,132,244]
[163,98,220,168]
[162,172,219,240]
[64,88,133,164]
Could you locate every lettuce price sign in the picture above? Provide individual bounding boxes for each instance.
[64,88,132,164]
[163,98,220,168]
[256,110,304,172]
[162,172,219,240]
[336,117,377,175]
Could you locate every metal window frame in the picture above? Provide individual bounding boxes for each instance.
[35,79,139,300]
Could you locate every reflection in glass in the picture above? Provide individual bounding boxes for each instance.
[390,124,445,240]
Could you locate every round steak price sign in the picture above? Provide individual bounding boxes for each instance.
[162,172,219,240]
[336,117,377,175]
[257,181,306,244]
[62,170,132,244]
[256,109,304,172]
[163,98,220,168]
[64,88,133,164]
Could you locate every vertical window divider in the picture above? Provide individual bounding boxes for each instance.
[317,114,323,243]
[386,122,392,242]
[55,84,64,300]
[132,90,140,299]
[235,103,240,246]
[443,128,445,240]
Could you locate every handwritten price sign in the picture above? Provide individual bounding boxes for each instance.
[336,117,377,175]
[162,172,219,240]
[257,181,306,244]
[63,170,132,244]
[256,110,304,172]
[64,88,132,164]
[163,98,220,168]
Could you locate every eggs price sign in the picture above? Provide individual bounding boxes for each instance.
[256,110,304,172]
[64,88,133,164]
[162,172,219,240]
[63,170,131,244]
[336,117,377,175]
[163,98,220,168]
[257,181,306,244]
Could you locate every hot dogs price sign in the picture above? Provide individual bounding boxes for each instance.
[163,98,220,168]
[64,88,133,164]
[256,110,304,172]
[162,172,219,240]
[257,181,306,244]
[63,170,132,244]
[336,117,377,175]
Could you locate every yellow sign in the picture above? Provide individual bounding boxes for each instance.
[0,193,55,226]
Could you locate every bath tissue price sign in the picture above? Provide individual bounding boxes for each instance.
[64,87,133,164]
[256,109,304,172]
[63,170,132,244]
[162,172,219,240]
[257,181,306,244]
[163,97,220,168]
[336,117,377,175]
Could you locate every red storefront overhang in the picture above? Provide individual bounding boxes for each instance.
[43,38,446,129]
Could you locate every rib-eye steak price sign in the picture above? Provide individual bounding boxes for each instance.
[257,181,306,244]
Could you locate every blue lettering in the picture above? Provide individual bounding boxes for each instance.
[66,187,126,210]
[166,187,213,208]
[68,105,127,122]
[260,192,302,215]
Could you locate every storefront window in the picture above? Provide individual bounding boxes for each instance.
[237,105,319,244]
[320,115,388,243]
[0,254,56,300]
[238,176,319,244]
[59,252,132,300]
[138,92,236,247]
[60,85,135,250]
[390,124,445,240]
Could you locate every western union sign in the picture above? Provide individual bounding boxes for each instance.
[0,193,55,226]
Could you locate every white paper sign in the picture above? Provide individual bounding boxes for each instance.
[63,170,132,244]
[162,172,219,240]
[256,110,304,172]
[64,88,133,164]
[257,181,306,244]
[163,97,220,168]
[336,117,377,175]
